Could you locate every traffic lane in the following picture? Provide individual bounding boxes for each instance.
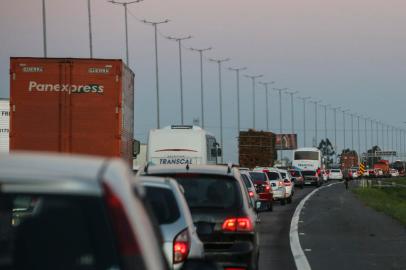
[299,181,406,270]
[258,185,314,270]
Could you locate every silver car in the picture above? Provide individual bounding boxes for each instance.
[139,176,204,270]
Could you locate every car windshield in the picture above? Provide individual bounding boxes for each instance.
[144,186,180,225]
[249,172,267,182]
[0,194,119,270]
[265,171,280,180]
[169,174,241,210]
[294,151,319,160]
[289,170,301,177]
[302,171,317,176]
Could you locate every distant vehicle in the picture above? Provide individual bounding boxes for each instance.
[140,164,260,270]
[292,147,323,172]
[302,170,323,186]
[277,169,295,204]
[340,151,359,173]
[0,98,9,153]
[9,57,139,165]
[239,169,261,209]
[253,167,288,205]
[248,171,273,211]
[349,168,359,179]
[363,170,370,177]
[373,160,391,177]
[329,169,344,181]
[0,152,168,270]
[288,169,304,188]
[322,170,329,182]
[147,125,221,165]
[139,176,204,269]
[390,169,399,177]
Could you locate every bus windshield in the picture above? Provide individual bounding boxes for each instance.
[294,151,319,160]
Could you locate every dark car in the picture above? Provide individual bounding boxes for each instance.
[248,171,273,211]
[141,164,260,270]
[288,169,304,188]
[301,170,322,187]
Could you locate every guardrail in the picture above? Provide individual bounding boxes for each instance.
[357,179,406,189]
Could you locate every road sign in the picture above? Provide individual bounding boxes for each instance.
[359,163,365,175]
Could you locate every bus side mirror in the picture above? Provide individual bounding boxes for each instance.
[133,139,140,158]
[217,148,222,157]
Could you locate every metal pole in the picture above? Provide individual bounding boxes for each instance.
[310,100,321,147]
[371,119,374,147]
[209,58,230,164]
[87,0,93,58]
[42,0,47,57]
[365,117,368,153]
[298,97,310,147]
[190,47,212,128]
[351,114,354,150]
[109,1,143,65]
[245,75,263,129]
[342,110,349,150]
[333,107,340,151]
[376,120,379,147]
[286,91,298,133]
[324,105,327,140]
[357,115,361,156]
[165,35,192,125]
[259,82,275,131]
[229,67,247,132]
[143,19,170,128]
[273,88,287,158]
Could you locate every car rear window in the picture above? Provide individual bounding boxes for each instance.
[265,171,280,180]
[0,194,119,270]
[144,186,180,225]
[169,174,241,210]
[249,172,267,182]
[289,170,301,177]
[331,169,341,173]
[280,172,287,178]
[241,174,252,188]
[302,170,317,176]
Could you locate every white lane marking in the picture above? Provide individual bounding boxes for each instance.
[290,182,341,270]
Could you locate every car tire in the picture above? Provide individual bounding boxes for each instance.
[268,202,273,212]
[287,196,292,204]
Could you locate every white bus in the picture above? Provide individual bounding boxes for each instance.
[292,147,323,171]
[147,125,221,165]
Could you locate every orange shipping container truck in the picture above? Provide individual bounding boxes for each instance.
[10,57,138,165]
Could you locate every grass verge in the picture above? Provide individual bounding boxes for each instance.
[352,185,406,226]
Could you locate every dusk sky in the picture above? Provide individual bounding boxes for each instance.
[1,0,405,162]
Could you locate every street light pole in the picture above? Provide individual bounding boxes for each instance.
[209,57,230,163]
[285,90,299,133]
[42,0,47,57]
[229,67,247,132]
[245,74,264,129]
[190,47,212,128]
[259,81,275,131]
[87,0,93,58]
[350,113,354,150]
[342,109,349,150]
[298,97,311,147]
[332,107,340,152]
[310,100,322,147]
[364,117,368,153]
[165,35,192,125]
[143,19,170,129]
[109,0,143,65]
[273,88,288,159]
[357,115,361,156]
[321,104,330,141]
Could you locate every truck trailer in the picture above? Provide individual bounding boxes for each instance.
[10,57,138,164]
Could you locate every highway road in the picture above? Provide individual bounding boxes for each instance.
[258,181,406,270]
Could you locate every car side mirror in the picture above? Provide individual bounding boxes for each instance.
[133,139,140,158]
[181,259,221,270]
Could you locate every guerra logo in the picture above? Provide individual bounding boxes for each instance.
[28,81,104,94]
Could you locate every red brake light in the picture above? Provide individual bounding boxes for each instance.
[173,228,190,264]
[265,185,270,191]
[222,217,253,232]
[103,183,139,256]
[248,191,254,197]
[284,182,291,186]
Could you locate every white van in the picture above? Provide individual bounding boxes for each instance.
[147,125,221,165]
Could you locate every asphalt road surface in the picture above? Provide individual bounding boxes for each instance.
[258,181,406,270]
[300,181,406,270]
[258,185,313,270]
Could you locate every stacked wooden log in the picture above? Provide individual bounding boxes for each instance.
[239,129,277,169]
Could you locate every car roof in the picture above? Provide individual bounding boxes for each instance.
[0,152,119,195]
[142,164,240,178]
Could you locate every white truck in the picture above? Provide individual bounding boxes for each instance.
[0,99,9,153]
[147,125,221,165]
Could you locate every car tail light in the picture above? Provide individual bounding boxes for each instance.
[173,228,190,264]
[278,181,284,187]
[284,182,291,186]
[103,183,139,256]
[265,185,270,191]
[222,217,253,232]
[248,191,254,197]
